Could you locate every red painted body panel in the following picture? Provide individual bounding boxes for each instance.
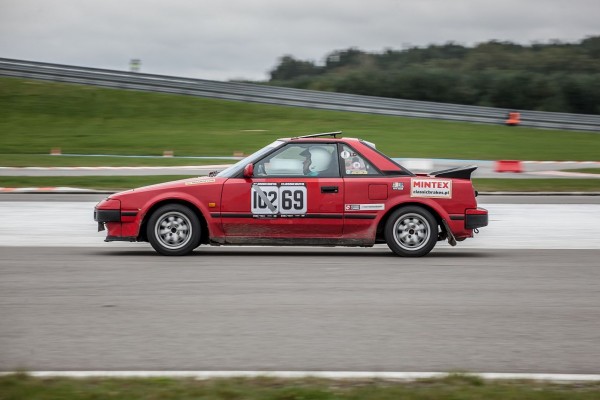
[220,176,344,237]
[94,136,487,249]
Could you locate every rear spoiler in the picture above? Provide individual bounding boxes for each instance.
[429,165,477,179]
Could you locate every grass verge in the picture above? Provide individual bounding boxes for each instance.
[472,178,600,192]
[1,373,600,400]
[0,176,194,190]
[1,176,599,192]
[566,168,600,174]
[0,154,234,167]
[1,77,599,164]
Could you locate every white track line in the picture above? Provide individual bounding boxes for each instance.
[1,371,599,382]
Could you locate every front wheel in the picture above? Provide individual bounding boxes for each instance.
[385,206,438,257]
[147,204,201,256]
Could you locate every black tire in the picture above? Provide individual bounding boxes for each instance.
[384,206,438,257]
[147,204,201,256]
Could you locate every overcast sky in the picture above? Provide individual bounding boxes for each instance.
[1,0,598,81]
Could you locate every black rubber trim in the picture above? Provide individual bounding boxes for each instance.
[221,213,254,218]
[94,209,120,222]
[450,215,465,221]
[220,213,345,219]
[105,236,138,242]
[219,213,376,220]
[344,214,377,219]
[121,211,138,217]
[307,214,343,219]
[382,170,412,176]
[465,214,488,229]
[210,213,220,218]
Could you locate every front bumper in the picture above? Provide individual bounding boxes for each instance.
[94,209,121,223]
[94,198,140,236]
[94,198,122,232]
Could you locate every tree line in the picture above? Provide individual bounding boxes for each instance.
[266,36,600,115]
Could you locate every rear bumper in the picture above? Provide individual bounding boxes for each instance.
[465,207,488,229]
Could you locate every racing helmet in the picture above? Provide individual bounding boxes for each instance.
[302,146,332,173]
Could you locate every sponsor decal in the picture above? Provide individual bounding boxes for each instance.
[185,178,216,185]
[392,182,404,191]
[347,170,368,174]
[340,150,351,159]
[251,183,307,217]
[410,178,452,198]
[345,203,385,211]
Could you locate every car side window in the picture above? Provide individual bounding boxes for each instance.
[340,145,380,176]
[255,143,340,178]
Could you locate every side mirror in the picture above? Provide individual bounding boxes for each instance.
[243,163,254,178]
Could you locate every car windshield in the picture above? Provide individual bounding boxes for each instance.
[216,140,285,178]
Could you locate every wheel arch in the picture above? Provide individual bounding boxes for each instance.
[138,198,209,244]
[376,201,446,242]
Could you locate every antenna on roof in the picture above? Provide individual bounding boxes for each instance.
[292,131,342,139]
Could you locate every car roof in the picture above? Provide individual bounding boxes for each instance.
[282,137,362,143]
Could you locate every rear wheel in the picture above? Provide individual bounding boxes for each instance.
[385,206,438,257]
[147,204,201,256]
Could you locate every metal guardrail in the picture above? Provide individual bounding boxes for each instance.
[1,57,599,132]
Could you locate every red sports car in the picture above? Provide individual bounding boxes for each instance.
[94,132,488,256]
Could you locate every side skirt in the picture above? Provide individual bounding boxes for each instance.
[210,237,374,247]
[105,236,138,242]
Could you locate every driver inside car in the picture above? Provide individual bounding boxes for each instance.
[300,146,334,176]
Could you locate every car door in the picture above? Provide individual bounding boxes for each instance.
[220,142,344,240]
[339,143,388,239]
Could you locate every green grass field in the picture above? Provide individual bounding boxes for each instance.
[1,374,599,400]
[0,175,192,190]
[568,168,600,174]
[1,77,599,165]
[0,154,233,167]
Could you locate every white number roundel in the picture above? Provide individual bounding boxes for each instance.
[251,184,307,215]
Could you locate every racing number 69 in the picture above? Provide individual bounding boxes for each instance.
[281,189,304,211]
[278,186,306,214]
[251,185,307,215]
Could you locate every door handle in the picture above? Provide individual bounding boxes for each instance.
[321,186,339,193]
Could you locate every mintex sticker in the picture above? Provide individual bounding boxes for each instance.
[345,204,385,211]
[410,179,452,198]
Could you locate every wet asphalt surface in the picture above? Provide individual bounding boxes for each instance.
[1,247,599,373]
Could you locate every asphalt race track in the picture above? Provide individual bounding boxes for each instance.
[0,196,599,373]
